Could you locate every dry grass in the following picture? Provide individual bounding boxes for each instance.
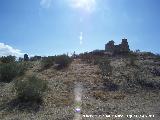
[44,90,74,107]
[93,90,126,101]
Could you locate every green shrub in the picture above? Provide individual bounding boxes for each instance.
[41,56,55,69]
[0,63,17,82]
[154,54,160,62]
[14,76,48,102]
[122,71,142,93]
[41,55,72,70]
[134,71,160,90]
[129,56,136,66]
[30,56,42,61]
[99,58,112,78]
[97,58,116,91]
[0,55,16,63]
[127,53,137,66]
[122,70,160,93]
[143,52,155,57]
[17,62,29,76]
[0,62,27,83]
[103,81,119,91]
[151,68,160,76]
[93,57,101,65]
[54,55,72,69]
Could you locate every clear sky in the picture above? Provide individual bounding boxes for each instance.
[0,0,160,57]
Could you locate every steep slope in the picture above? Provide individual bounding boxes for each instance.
[0,58,160,120]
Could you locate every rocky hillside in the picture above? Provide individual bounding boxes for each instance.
[0,53,160,120]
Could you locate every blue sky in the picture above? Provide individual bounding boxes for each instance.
[0,0,160,57]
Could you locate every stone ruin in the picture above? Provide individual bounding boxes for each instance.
[105,38,130,55]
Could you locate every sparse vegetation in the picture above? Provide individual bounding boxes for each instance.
[122,69,160,93]
[51,90,74,107]
[93,90,125,101]
[154,54,160,62]
[54,55,72,69]
[93,56,103,65]
[98,58,112,79]
[151,68,160,76]
[17,62,29,76]
[14,75,48,103]
[30,56,42,61]
[97,57,119,92]
[126,52,138,66]
[41,55,72,70]
[134,70,160,90]
[0,62,27,83]
[129,56,136,66]
[103,81,119,91]
[41,56,55,69]
[143,52,155,57]
[0,55,16,63]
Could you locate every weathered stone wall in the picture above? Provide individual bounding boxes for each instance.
[105,39,130,54]
[105,40,115,52]
[120,39,130,53]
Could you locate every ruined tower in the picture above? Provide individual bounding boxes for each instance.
[105,40,115,52]
[120,38,130,53]
[105,38,130,54]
